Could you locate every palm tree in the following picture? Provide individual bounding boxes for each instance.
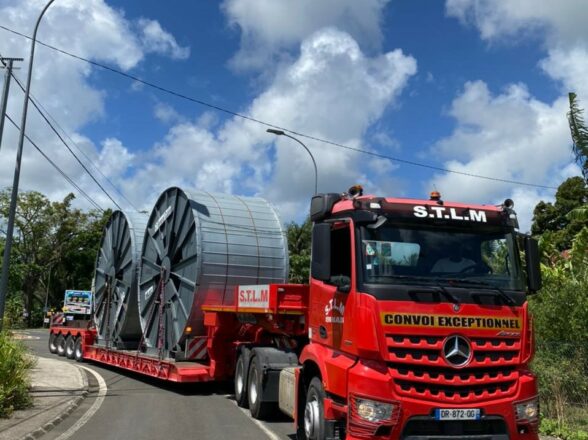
[567,92,588,182]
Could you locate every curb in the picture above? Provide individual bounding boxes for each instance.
[19,362,90,440]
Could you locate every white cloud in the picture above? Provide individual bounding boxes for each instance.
[153,102,184,125]
[118,29,416,221]
[429,80,575,231]
[445,0,588,98]
[1,3,414,224]
[0,0,188,210]
[445,0,588,46]
[540,47,588,98]
[222,0,389,70]
[439,1,587,230]
[137,18,190,60]
[97,138,135,179]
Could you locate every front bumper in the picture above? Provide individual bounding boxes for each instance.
[344,360,539,440]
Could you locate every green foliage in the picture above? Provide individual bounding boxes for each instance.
[3,295,25,330]
[286,218,312,284]
[541,417,588,440]
[0,189,110,327]
[568,93,588,181]
[530,269,588,343]
[532,345,588,423]
[0,332,34,418]
[531,198,588,433]
[531,177,588,250]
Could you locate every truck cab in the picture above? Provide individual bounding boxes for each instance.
[297,190,541,440]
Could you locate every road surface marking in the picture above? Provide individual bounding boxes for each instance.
[11,332,41,340]
[53,365,107,440]
[237,407,282,440]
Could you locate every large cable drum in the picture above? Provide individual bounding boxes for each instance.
[93,211,147,348]
[138,187,289,355]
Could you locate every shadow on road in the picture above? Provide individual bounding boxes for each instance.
[79,359,234,396]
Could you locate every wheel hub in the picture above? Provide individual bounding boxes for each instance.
[304,399,320,439]
[236,364,244,395]
[249,369,258,404]
[161,256,172,283]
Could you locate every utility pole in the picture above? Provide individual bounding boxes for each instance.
[0,0,56,331]
[0,57,22,153]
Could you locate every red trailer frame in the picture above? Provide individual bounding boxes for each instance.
[49,284,309,383]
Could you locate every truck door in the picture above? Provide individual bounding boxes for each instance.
[309,221,352,351]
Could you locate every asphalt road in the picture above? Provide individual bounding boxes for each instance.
[21,328,296,440]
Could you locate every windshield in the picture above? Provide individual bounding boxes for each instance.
[360,222,525,291]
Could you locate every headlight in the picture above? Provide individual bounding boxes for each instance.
[514,397,539,423]
[354,397,396,423]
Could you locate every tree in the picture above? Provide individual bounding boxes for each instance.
[567,92,588,182]
[531,176,588,251]
[286,218,312,284]
[0,189,108,327]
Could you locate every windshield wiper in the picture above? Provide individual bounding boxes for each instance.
[382,275,461,304]
[443,278,515,306]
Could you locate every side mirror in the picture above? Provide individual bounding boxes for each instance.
[331,275,351,293]
[311,223,331,282]
[524,236,542,293]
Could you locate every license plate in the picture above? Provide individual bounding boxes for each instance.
[435,408,481,420]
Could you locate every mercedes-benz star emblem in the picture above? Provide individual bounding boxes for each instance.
[442,335,472,368]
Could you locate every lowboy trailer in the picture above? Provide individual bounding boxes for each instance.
[49,189,543,440]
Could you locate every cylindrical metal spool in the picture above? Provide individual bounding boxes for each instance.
[93,210,147,348]
[138,187,289,356]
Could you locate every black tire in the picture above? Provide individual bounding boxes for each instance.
[65,336,76,359]
[48,333,58,354]
[247,355,272,419]
[302,377,326,440]
[74,337,84,362]
[56,334,66,357]
[235,348,250,408]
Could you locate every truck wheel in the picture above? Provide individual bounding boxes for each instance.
[56,334,66,357]
[303,378,326,440]
[235,348,250,408]
[248,355,272,419]
[48,333,58,354]
[74,337,84,362]
[65,336,76,359]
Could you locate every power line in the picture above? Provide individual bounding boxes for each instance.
[0,52,128,210]
[0,55,121,209]
[4,112,104,211]
[27,93,139,210]
[0,24,559,191]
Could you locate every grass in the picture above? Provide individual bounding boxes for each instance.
[0,331,34,418]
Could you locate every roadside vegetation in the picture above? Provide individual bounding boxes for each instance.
[0,191,109,328]
[528,93,588,439]
[0,332,34,418]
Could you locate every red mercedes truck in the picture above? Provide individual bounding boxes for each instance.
[49,189,541,440]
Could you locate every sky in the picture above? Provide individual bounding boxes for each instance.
[0,0,586,232]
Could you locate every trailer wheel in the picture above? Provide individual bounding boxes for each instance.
[56,334,66,357]
[235,348,250,408]
[303,378,326,440]
[48,333,58,354]
[247,355,272,419]
[65,336,76,359]
[74,337,84,362]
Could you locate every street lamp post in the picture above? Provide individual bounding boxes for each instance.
[0,0,57,331]
[266,129,318,195]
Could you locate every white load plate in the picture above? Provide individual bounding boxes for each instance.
[434,408,481,420]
